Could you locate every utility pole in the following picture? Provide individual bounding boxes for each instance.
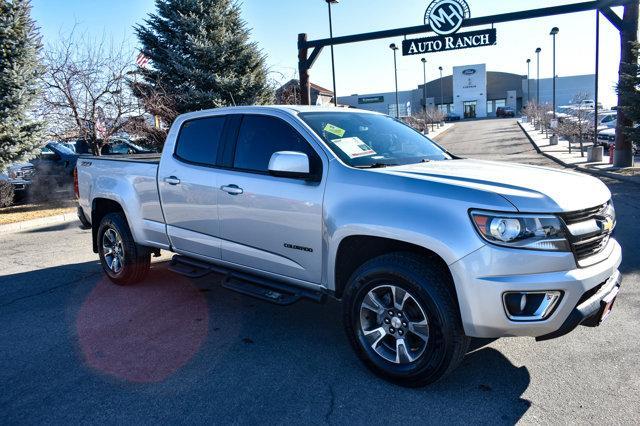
[526,59,531,108]
[326,0,339,106]
[422,58,428,132]
[390,43,399,118]
[535,47,542,104]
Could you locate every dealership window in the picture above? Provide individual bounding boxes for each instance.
[487,101,493,114]
[495,99,506,108]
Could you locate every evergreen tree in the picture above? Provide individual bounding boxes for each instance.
[132,0,273,131]
[0,0,43,170]
[617,42,640,146]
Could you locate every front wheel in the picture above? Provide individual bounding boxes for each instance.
[343,253,470,387]
[97,212,150,285]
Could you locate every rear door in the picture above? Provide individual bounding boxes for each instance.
[216,113,327,284]
[158,115,231,260]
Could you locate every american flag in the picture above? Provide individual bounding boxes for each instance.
[136,52,150,68]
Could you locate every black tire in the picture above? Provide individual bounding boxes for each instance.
[343,252,470,387]
[97,212,150,285]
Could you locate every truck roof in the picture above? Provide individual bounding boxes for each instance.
[175,105,381,121]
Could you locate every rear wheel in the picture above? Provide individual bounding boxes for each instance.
[97,212,150,285]
[343,253,469,387]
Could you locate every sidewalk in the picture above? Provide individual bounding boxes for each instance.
[428,122,455,140]
[518,120,640,185]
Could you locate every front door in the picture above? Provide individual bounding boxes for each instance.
[216,114,326,284]
[158,115,227,260]
[463,101,477,119]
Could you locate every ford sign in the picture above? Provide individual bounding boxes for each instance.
[462,69,476,75]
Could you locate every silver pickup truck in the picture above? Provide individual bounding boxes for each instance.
[77,106,622,386]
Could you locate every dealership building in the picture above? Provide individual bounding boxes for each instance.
[337,63,596,119]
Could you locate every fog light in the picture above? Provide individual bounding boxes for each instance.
[503,291,562,321]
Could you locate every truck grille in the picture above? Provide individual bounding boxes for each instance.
[560,203,612,262]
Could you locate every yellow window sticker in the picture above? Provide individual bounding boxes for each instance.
[324,123,346,138]
[332,137,377,159]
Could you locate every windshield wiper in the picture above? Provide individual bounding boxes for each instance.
[354,162,397,169]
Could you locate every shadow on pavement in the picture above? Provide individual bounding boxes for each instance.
[0,260,532,423]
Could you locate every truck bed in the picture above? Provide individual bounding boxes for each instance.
[76,154,169,249]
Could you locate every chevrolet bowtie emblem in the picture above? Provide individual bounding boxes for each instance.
[601,217,614,233]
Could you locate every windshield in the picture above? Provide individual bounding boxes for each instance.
[299,112,450,167]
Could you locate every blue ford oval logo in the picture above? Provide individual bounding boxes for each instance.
[462,69,476,75]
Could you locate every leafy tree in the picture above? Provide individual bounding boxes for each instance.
[0,0,43,170]
[132,0,273,140]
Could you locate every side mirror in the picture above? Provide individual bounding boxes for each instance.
[268,151,311,179]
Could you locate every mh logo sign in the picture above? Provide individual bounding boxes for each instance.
[425,0,471,36]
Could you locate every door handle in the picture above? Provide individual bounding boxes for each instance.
[164,176,181,185]
[221,184,243,195]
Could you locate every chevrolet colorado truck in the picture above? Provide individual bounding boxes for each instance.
[77,106,622,386]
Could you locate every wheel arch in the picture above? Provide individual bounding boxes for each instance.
[332,235,458,306]
[91,198,126,253]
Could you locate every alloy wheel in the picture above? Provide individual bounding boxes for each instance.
[102,228,124,274]
[359,285,430,364]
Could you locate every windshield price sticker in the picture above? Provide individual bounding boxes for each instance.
[324,123,346,138]
[332,137,376,159]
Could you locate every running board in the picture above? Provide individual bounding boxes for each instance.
[169,255,326,305]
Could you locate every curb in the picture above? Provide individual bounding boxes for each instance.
[0,211,79,235]
[517,121,640,186]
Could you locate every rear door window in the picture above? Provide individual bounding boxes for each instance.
[175,116,226,166]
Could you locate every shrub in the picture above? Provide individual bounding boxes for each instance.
[0,180,14,208]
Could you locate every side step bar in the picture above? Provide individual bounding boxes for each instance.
[168,255,326,305]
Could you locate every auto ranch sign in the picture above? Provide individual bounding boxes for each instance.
[402,0,497,56]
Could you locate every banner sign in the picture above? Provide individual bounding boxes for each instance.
[358,96,385,104]
[402,28,497,56]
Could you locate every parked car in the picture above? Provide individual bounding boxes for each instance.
[0,162,36,197]
[66,138,157,156]
[77,106,621,387]
[101,139,156,155]
[597,125,639,155]
[31,142,79,187]
[496,107,515,118]
[444,112,461,121]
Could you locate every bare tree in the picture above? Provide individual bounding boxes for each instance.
[41,28,141,155]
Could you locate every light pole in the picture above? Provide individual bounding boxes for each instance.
[439,66,443,116]
[326,0,339,106]
[526,59,531,107]
[421,58,428,132]
[550,28,559,118]
[535,47,542,104]
[390,43,399,118]
[550,28,559,145]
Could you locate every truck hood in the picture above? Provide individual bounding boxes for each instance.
[379,159,610,212]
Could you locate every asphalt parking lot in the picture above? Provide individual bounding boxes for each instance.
[1,118,639,424]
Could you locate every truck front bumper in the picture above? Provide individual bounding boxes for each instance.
[449,238,622,339]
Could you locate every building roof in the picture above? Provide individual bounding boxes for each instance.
[277,79,334,96]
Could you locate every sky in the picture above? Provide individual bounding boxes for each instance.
[30,0,633,108]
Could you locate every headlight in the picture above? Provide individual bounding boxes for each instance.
[8,170,18,179]
[470,210,570,251]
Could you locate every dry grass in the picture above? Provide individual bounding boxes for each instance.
[0,200,76,225]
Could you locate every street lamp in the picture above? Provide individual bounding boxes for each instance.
[390,43,399,118]
[326,0,339,106]
[526,59,531,107]
[550,27,559,117]
[421,58,428,132]
[535,47,542,104]
[439,66,444,115]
